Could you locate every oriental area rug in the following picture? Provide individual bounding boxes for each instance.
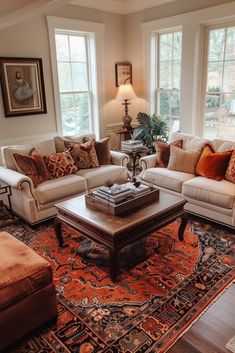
[1,217,235,353]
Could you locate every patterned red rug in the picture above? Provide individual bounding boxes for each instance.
[2,217,235,353]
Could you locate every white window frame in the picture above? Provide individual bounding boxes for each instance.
[154,28,182,131]
[201,21,235,138]
[47,16,105,138]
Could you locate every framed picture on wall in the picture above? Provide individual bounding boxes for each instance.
[115,62,132,87]
[0,57,47,117]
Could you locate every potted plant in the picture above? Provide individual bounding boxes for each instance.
[133,112,168,152]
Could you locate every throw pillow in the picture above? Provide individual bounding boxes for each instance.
[225,150,235,183]
[195,144,232,181]
[43,151,78,179]
[65,140,99,169]
[168,145,200,174]
[13,149,51,187]
[83,136,111,165]
[154,139,183,167]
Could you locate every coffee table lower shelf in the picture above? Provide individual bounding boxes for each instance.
[54,193,188,281]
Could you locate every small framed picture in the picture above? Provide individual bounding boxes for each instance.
[115,62,132,87]
[0,57,47,117]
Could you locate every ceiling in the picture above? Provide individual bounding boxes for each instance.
[71,0,176,14]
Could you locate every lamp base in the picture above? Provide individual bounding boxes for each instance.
[122,114,132,130]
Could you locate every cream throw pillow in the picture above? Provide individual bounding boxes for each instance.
[168,145,200,174]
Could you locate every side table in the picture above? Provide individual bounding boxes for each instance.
[121,147,149,178]
[0,181,14,220]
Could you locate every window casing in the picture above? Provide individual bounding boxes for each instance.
[203,24,235,139]
[154,30,182,132]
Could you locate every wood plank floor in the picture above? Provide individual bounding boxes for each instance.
[168,284,235,353]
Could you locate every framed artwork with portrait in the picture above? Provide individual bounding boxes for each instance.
[0,57,47,117]
[115,62,132,87]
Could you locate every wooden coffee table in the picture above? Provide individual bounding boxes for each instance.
[54,191,188,281]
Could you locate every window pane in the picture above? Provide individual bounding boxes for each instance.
[60,93,74,111]
[160,62,172,88]
[71,63,88,91]
[58,63,72,92]
[223,61,235,92]
[208,28,225,61]
[74,93,89,115]
[159,90,170,116]
[55,34,69,61]
[61,110,76,135]
[76,115,90,133]
[225,27,235,60]
[171,90,180,117]
[69,35,86,62]
[173,32,182,60]
[173,62,181,88]
[160,33,173,61]
[207,62,223,93]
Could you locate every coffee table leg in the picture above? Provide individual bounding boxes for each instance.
[178,212,188,241]
[54,217,64,247]
[109,249,118,282]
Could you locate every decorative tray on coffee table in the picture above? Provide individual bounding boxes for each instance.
[85,182,159,216]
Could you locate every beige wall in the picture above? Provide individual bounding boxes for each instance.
[0,4,124,143]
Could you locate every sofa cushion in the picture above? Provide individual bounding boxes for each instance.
[65,140,99,169]
[211,139,235,152]
[13,149,51,187]
[0,231,52,310]
[168,146,200,174]
[225,150,235,184]
[43,151,78,179]
[77,165,128,190]
[196,144,232,181]
[34,174,87,204]
[182,177,235,209]
[154,139,183,167]
[169,132,209,151]
[83,136,111,165]
[54,133,96,153]
[142,168,195,193]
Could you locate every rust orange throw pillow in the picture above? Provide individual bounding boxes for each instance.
[13,149,51,187]
[225,150,235,183]
[154,139,183,167]
[195,144,232,181]
[44,151,78,179]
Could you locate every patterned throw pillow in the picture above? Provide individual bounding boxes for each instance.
[43,151,78,179]
[154,139,183,167]
[13,149,51,187]
[225,150,235,183]
[83,136,111,165]
[195,144,232,181]
[65,140,99,169]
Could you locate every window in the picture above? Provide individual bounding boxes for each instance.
[55,31,91,135]
[47,17,104,137]
[155,30,182,132]
[203,25,235,139]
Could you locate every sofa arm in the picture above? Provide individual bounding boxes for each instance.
[0,166,34,190]
[139,154,158,171]
[110,151,129,167]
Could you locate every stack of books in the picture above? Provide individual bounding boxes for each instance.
[127,182,151,196]
[91,184,133,205]
[121,139,143,152]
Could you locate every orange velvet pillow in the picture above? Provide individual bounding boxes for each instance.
[195,144,232,181]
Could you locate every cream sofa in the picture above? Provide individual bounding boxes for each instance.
[139,132,235,228]
[0,134,129,224]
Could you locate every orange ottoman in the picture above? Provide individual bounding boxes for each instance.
[0,231,57,350]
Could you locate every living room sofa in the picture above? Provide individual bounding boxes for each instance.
[0,134,129,224]
[139,132,235,228]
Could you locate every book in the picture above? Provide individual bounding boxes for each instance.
[97,189,133,200]
[91,192,132,205]
[99,184,131,196]
[121,139,143,146]
[127,182,151,194]
[93,190,133,203]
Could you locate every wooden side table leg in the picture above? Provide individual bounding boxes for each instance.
[54,217,64,247]
[178,212,188,241]
[109,248,118,282]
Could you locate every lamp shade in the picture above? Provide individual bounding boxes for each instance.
[116,84,137,101]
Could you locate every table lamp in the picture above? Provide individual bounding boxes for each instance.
[116,83,137,130]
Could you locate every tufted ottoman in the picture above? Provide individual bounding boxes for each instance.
[0,231,57,350]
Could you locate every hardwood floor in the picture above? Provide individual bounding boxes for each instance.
[168,284,235,353]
